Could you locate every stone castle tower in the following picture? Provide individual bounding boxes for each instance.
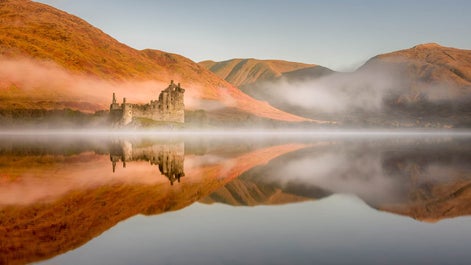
[110,80,185,126]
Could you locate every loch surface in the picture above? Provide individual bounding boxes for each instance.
[0,133,470,265]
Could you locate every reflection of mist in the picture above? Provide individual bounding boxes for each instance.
[259,144,407,204]
[251,138,471,207]
[1,135,470,211]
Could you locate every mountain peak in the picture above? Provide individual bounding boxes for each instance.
[412,43,443,49]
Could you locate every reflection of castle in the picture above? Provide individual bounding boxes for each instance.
[110,141,185,185]
[110,80,185,126]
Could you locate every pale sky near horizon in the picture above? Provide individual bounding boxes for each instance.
[35,0,471,71]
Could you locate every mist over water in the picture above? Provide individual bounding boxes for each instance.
[0,132,469,206]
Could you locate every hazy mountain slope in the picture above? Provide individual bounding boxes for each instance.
[354,43,471,127]
[199,58,336,121]
[0,0,308,122]
[199,58,321,87]
[365,43,471,84]
[205,44,471,127]
[236,64,335,108]
[359,43,471,102]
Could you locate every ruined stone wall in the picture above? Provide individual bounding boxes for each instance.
[109,81,185,126]
[122,104,133,125]
[130,103,184,124]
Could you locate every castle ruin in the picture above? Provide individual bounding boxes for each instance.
[110,80,185,126]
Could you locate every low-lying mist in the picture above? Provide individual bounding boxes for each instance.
[254,60,467,114]
[0,56,207,110]
[266,67,404,113]
[1,56,470,129]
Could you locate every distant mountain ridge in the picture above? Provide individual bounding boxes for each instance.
[199,58,326,87]
[203,43,471,127]
[360,43,471,99]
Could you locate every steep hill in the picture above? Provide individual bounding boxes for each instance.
[199,58,332,88]
[0,0,307,122]
[359,43,471,102]
[354,43,471,127]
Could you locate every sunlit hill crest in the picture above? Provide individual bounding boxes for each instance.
[0,0,307,123]
[199,58,333,87]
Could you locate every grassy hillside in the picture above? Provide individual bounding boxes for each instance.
[360,43,471,101]
[0,0,308,122]
[199,58,321,87]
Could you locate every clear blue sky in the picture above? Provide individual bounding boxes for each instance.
[36,0,471,71]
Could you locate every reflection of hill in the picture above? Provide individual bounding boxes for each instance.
[199,178,312,206]
[0,141,306,265]
[202,139,471,221]
[200,143,334,206]
[374,141,471,221]
[1,136,470,265]
[380,180,471,222]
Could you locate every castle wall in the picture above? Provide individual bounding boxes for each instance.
[130,103,184,124]
[109,99,123,124]
[110,81,185,126]
[122,103,133,125]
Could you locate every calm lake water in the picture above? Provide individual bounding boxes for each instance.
[1,132,470,265]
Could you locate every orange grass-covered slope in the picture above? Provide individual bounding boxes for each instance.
[0,0,308,121]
